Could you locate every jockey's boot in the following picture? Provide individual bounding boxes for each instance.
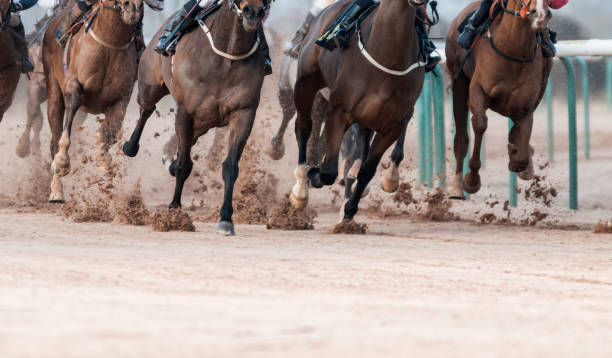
[155,6,190,56]
[540,28,557,58]
[56,0,91,47]
[259,27,272,76]
[316,0,374,51]
[134,16,146,60]
[285,12,315,59]
[457,0,493,49]
[415,17,441,73]
[11,22,33,73]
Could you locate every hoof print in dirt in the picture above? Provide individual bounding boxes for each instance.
[332,220,368,235]
[151,209,195,232]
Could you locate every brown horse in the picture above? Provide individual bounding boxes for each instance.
[122,0,269,236]
[0,0,21,123]
[446,0,553,198]
[290,0,426,222]
[43,0,143,202]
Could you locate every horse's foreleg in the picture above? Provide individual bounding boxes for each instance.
[308,109,348,189]
[290,74,320,209]
[47,77,66,203]
[450,74,470,199]
[307,92,328,167]
[508,114,535,180]
[267,88,295,161]
[382,114,411,193]
[217,109,256,236]
[464,86,489,194]
[345,126,372,200]
[98,101,127,177]
[169,107,194,210]
[123,106,155,157]
[51,78,81,179]
[342,128,402,222]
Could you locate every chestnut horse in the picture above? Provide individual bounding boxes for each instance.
[291,0,426,222]
[446,0,553,198]
[122,0,269,236]
[0,0,21,123]
[43,0,143,202]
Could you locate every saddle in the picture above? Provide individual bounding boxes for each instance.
[163,2,224,53]
[456,0,506,46]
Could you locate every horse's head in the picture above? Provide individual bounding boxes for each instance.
[508,0,550,30]
[101,0,143,25]
[233,0,268,32]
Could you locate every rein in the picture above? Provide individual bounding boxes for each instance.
[487,0,540,63]
[86,0,134,50]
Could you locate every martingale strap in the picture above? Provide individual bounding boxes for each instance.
[198,19,259,60]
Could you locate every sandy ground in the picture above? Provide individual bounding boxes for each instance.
[1,210,612,358]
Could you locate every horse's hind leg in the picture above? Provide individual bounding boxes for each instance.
[307,108,349,190]
[345,126,371,200]
[343,127,403,222]
[508,114,535,180]
[382,114,411,193]
[98,100,128,177]
[464,85,489,194]
[47,76,66,202]
[123,82,169,157]
[169,107,194,210]
[51,77,81,180]
[290,73,322,209]
[267,87,295,160]
[216,109,257,236]
[307,91,328,167]
[16,77,45,158]
[450,73,470,199]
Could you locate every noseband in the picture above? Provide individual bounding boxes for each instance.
[502,0,537,20]
[227,0,271,20]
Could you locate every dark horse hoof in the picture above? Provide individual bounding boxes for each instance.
[169,202,181,209]
[216,221,235,236]
[463,172,481,194]
[307,167,324,188]
[169,160,176,177]
[122,141,139,157]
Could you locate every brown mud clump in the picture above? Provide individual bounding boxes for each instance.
[266,195,317,230]
[594,220,612,234]
[63,199,113,223]
[421,188,457,222]
[232,169,279,225]
[151,209,196,232]
[114,182,150,226]
[524,175,558,206]
[480,213,497,224]
[393,183,416,206]
[332,220,368,234]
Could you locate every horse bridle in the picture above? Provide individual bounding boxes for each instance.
[502,0,537,20]
[0,0,13,32]
[227,0,272,20]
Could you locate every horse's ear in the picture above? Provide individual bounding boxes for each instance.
[143,0,163,11]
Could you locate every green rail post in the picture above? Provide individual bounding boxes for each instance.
[417,90,426,185]
[432,66,446,188]
[561,57,579,210]
[606,58,612,111]
[508,119,518,207]
[546,79,554,162]
[423,74,434,188]
[574,57,590,160]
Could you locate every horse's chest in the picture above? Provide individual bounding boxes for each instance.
[74,49,136,103]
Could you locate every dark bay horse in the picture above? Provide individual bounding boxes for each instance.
[446,0,552,199]
[0,0,21,123]
[122,0,269,236]
[43,0,143,202]
[291,0,426,222]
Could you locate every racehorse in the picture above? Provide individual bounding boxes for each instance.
[122,0,270,236]
[0,0,21,123]
[446,0,553,198]
[42,0,143,202]
[290,0,426,222]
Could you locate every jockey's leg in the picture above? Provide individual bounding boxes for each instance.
[415,7,440,73]
[258,26,272,76]
[134,11,145,60]
[316,0,376,51]
[155,0,215,56]
[457,0,495,49]
[540,28,557,58]
[56,0,93,47]
[10,21,33,73]
[285,7,318,58]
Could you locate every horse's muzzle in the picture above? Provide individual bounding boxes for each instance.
[242,5,264,32]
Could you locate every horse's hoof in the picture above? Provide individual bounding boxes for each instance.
[463,172,481,194]
[382,177,399,193]
[266,141,285,161]
[48,193,65,203]
[449,192,466,200]
[449,174,465,200]
[122,141,139,157]
[51,159,71,177]
[307,167,324,188]
[16,136,30,158]
[290,191,308,210]
[216,221,235,236]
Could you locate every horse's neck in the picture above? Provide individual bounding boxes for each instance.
[210,4,258,55]
[93,6,133,45]
[363,0,417,69]
[493,5,538,58]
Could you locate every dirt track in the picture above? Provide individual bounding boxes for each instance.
[1,210,612,358]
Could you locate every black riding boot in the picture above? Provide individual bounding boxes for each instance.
[258,27,272,76]
[316,0,374,51]
[457,0,494,49]
[415,12,440,73]
[540,28,557,58]
[155,5,192,56]
[134,14,145,60]
[12,22,33,73]
[285,12,315,58]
